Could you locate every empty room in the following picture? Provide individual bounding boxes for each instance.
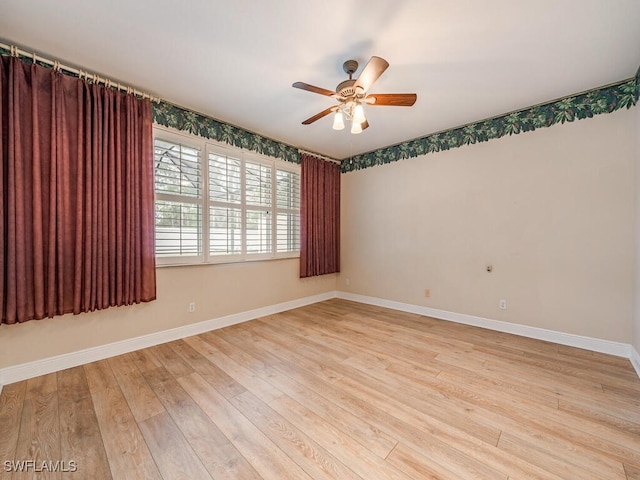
[1,1,639,479]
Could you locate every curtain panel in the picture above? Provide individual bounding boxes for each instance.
[300,153,340,278]
[0,55,156,325]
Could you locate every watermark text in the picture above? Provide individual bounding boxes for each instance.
[4,460,78,473]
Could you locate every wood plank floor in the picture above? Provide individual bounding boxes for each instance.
[1,299,639,479]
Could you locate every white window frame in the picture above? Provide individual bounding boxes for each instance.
[153,126,300,266]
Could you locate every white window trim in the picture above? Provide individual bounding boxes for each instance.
[153,126,300,266]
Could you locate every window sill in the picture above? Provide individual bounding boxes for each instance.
[156,254,300,268]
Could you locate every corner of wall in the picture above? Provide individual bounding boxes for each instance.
[634,87,640,355]
[337,291,640,380]
[631,345,640,378]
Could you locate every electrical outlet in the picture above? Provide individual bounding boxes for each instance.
[345,278,350,286]
[188,302,196,313]
[499,299,507,310]
[424,288,431,298]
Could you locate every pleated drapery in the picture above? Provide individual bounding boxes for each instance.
[0,55,156,325]
[299,153,340,278]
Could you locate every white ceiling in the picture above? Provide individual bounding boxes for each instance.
[1,0,639,160]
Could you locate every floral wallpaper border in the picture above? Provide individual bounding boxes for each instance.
[341,75,638,173]
[152,101,300,164]
[2,46,638,172]
[636,64,640,105]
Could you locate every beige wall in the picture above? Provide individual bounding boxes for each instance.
[0,259,336,369]
[340,108,636,343]
[1,107,637,373]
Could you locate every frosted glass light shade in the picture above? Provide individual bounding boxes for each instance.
[350,120,363,134]
[352,104,366,124]
[332,111,345,130]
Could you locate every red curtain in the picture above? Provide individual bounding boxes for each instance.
[0,55,156,325]
[300,153,340,278]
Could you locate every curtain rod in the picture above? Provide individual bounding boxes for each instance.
[0,42,161,102]
[297,149,341,164]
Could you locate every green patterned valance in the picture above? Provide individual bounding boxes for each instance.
[152,101,300,164]
[341,77,638,173]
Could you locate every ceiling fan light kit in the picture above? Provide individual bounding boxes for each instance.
[293,56,417,134]
[332,110,345,130]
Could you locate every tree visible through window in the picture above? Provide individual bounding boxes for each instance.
[153,129,300,264]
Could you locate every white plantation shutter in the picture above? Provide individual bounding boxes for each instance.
[245,162,272,207]
[276,169,300,253]
[245,162,272,255]
[154,138,203,262]
[153,127,300,264]
[209,153,242,256]
[154,139,201,197]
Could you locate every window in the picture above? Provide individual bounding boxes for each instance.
[153,128,300,265]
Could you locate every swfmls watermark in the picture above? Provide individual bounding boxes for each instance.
[4,460,78,473]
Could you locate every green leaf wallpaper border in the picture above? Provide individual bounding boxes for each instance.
[152,101,300,164]
[636,64,640,105]
[2,45,638,171]
[341,76,638,173]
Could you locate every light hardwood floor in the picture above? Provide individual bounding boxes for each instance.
[1,299,639,479]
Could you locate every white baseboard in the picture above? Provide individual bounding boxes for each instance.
[0,291,337,386]
[336,292,634,360]
[2,289,638,387]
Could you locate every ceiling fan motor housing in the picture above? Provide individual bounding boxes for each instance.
[336,79,358,98]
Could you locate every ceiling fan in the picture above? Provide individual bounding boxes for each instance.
[293,56,417,134]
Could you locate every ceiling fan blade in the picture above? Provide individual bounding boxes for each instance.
[354,56,389,93]
[302,106,338,125]
[292,82,336,97]
[365,93,417,106]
